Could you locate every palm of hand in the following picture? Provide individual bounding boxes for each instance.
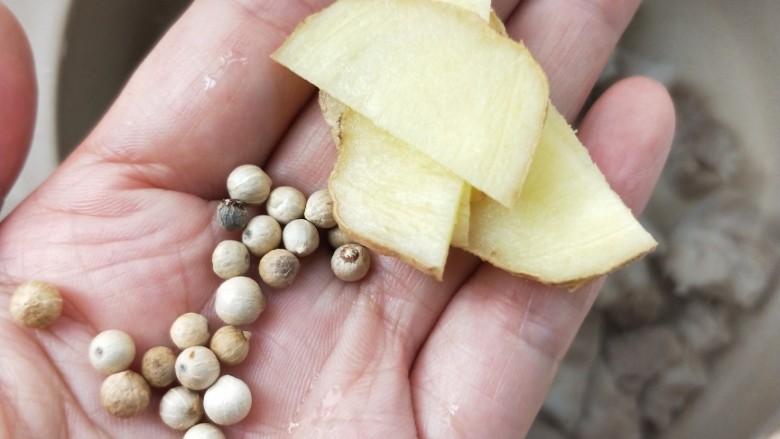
[0,1,673,437]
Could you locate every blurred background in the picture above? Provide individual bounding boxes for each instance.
[3,1,779,438]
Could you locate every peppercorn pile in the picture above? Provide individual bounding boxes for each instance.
[88,315,252,435]
[215,164,371,285]
[84,164,372,437]
[6,164,373,436]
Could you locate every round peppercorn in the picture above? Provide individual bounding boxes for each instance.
[89,329,136,375]
[159,386,204,430]
[141,346,177,388]
[216,199,249,231]
[282,219,320,257]
[304,189,337,228]
[214,277,266,326]
[331,243,371,282]
[175,346,221,391]
[266,186,306,225]
[259,249,300,289]
[212,240,250,279]
[100,370,150,418]
[226,164,272,206]
[210,326,251,366]
[9,280,63,328]
[170,312,211,350]
[241,215,282,257]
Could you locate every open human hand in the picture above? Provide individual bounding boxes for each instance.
[0,1,673,437]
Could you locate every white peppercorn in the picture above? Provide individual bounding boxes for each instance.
[227,164,272,205]
[259,249,300,289]
[266,186,306,224]
[241,215,282,257]
[211,240,250,279]
[327,226,354,249]
[170,312,211,350]
[214,276,266,326]
[9,280,63,328]
[175,346,221,391]
[304,189,337,228]
[141,346,177,388]
[331,243,371,282]
[210,326,251,366]
[217,199,249,231]
[100,370,150,418]
[282,219,320,257]
[159,386,204,430]
[89,329,136,374]
[184,423,226,439]
[203,375,252,426]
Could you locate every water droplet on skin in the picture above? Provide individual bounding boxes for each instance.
[319,386,342,419]
[447,402,459,416]
[292,371,320,421]
[441,400,461,428]
[202,49,249,92]
[203,75,217,90]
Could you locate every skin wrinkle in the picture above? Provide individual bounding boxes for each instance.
[288,293,408,437]
[362,259,462,367]
[254,285,353,431]
[366,292,417,362]
[49,345,87,439]
[475,275,574,360]
[470,353,527,433]
[0,326,72,438]
[415,338,522,437]
[495,280,603,387]
[222,0,330,153]
[266,93,335,191]
[86,78,197,170]
[86,1,320,199]
[341,293,392,370]
[227,0,333,39]
[176,238,210,314]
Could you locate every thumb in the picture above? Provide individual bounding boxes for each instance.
[0,4,37,208]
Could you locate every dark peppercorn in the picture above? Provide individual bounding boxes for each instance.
[217,199,249,231]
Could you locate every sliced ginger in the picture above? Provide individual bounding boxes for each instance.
[275,0,657,286]
[273,0,548,207]
[329,108,466,280]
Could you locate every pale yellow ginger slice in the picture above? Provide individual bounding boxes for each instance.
[273,0,548,207]
[434,0,490,21]
[451,184,472,248]
[320,92,472,256]
[462,107,657,288]
[329,108,467,280]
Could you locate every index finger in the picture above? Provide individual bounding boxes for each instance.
[506,0,641,119]
[67,0,333,197]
